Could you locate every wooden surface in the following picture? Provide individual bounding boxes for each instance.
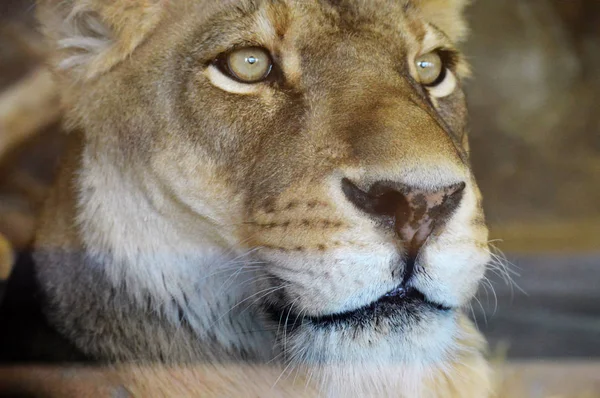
[0,362,599,397]
[490,221,600,254]
[497,361,600,397]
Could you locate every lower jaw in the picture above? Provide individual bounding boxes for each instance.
[268,307,460,368]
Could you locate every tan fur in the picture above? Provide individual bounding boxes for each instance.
[38,0,166,79]
[413,0,471,43]
[31,0,492,396]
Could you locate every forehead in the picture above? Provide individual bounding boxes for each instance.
[306,0,424,33]
[177,0,434,52]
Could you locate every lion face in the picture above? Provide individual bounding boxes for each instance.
[154,0,488,365]
[41,0,489,386]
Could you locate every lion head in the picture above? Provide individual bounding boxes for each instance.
[36,0,491,395]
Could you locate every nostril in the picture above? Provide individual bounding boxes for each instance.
[341,178,410,218]
[341,178,373,214]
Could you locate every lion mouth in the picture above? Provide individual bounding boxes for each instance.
[266,285,451,330]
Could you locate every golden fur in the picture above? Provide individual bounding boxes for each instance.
[26,0,492,396]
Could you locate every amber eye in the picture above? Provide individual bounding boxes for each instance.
[222,47,273,83]
[415,51,444,86]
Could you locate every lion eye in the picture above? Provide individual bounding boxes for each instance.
[415,51,444,86]
[223,47,273,83]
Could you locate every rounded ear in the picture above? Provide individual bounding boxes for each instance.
[411,0,471,43]
[37,0,166,80]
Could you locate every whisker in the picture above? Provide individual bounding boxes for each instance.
[273,344,310,390]
[472,295,488,326]
[485,242,526,296]
[266,350,286,366]
[216,264,256,293]
[237,278,290,317]
[197,263,263,283]
[468,302,480,332]
[272,355,296,389]
[233,328,280,336]
[283,297,302,361]
[481,276,498,315]
[209,285,290,328]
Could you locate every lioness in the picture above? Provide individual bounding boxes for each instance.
[14,0,492,396]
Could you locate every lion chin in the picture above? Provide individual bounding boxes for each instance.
[30,0,493,396]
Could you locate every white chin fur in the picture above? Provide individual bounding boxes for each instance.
[427,71,457,98]
[205,65,261,95]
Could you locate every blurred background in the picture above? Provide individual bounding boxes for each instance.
[0,0,598,396]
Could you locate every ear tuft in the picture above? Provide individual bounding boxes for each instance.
[412,0,471,43]
[37,0,166,80]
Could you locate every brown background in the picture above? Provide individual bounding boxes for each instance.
[466,0,600,253]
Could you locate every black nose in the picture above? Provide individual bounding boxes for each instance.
[341,178,465,256]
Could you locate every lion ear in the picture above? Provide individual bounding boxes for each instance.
[412,0,470,43]
[37,0,166,80]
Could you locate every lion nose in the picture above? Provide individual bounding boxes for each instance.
[341,178,465,254]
